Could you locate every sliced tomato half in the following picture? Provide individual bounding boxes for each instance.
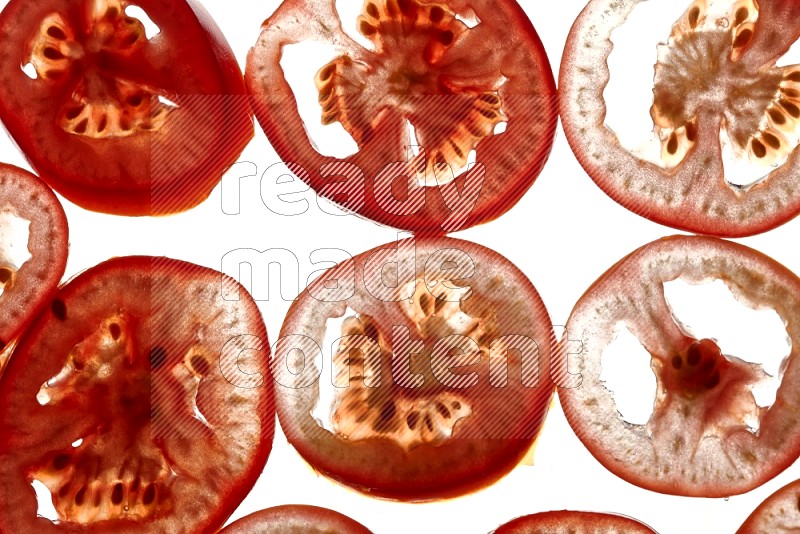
[0,257,274,532]
[247,0,557,234]
[493,510,657,533]
[558,236,800,497]
[738,478,800,533]
[221,505,372,534]
[0,0,253,216]
[561,0,800,236]
[274,237,555,500]
[0,163,68,357]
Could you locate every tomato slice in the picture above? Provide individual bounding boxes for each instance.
[0,0,253,216]
[246,0,557,235]
[221,505,372,533]
[0,257,274,532]
[0,163,68,358]
[557,235,800,497]
[274,237,555,500]
[493,510,656,533]
[737,478,800,533]
[560,0,800,237]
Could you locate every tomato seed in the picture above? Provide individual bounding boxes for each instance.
[451,400,461,410]
[667,133,678,155]
[734,7,749,25]
[51,299,67,321]
[43,47,64,60]
[752,139,767,158]
[437,30,454,46]
[733,29,753,49]
[142,483,156,505]
[687,345,701,366]
[47,26,67,40]
[787,71,800,82]
[0,267,12,284]
[406,411,419,429]
[781,99,800,118]
[52,453,71,470]
[671,355,682,369]
[190,355,210,376]
[763,132,781,150]
[111,483,124,505]
[688,7,700,28]
[74,486,86,506]
[366,2,378,18]
[436,402,451,419]
[769,108,786,125]
[359,21,377,36]
[429,6,444,23]
[424,414,434,432]
[149,346,167,369]
[109,323,121,340]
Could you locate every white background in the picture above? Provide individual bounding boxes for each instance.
[3,0,800,532]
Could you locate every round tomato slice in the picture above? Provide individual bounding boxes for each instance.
[0,257,274,532]
[0,163,68,357]
[561,0,800,237]
[246,0,557,235]
[558,235,800,497]
[737,478,800,533]
[0,0,253,216]
[274,237,555,500]
[493,510,656,533]
[221,505,372,533]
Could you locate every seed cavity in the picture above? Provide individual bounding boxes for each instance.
[51,299,67,321]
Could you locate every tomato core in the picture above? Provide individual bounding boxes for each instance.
[315,0,507,185]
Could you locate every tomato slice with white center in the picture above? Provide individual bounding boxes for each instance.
[246,0,557,235]
[0,257,274,532]
[737,478,800,533]
[561,0,800,237]
[274,237,555,500]
[0,0,253,216]
[221,505,372,534]
[493,510,657,533]
[558,236,800,497]
[0,163,68,358]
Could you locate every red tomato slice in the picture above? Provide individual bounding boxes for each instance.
[0,257,274,532]
[0,0,253,216]
[246,0,557,235]
[737,478,800,533]
[557,235,800,497]
[274,237,555,500]
[494,510,657,533]
[0,163,68,357]
[560,0,800,237]
[221,505,372,534]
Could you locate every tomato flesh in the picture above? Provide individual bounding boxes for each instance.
[737,478,800,533]
[274,237,555,500]
[247,0,557,234]
[560,0,800,236]
[0,0,253,215]
[494,510,657,533]
[0,257,274,532]
[221,505,372,534]
[558,236,800,497]
[0,163,68,358]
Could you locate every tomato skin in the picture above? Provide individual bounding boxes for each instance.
[557,235,800,497]
[737,479,800,533]
[274,237,555,500]
[494,510,657,533]
[246,0,557,235]
[221,505,373,534]
[0,163,68,355]
[0,257,274,533]
[560,0,800,237]
[0,0,253,216]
